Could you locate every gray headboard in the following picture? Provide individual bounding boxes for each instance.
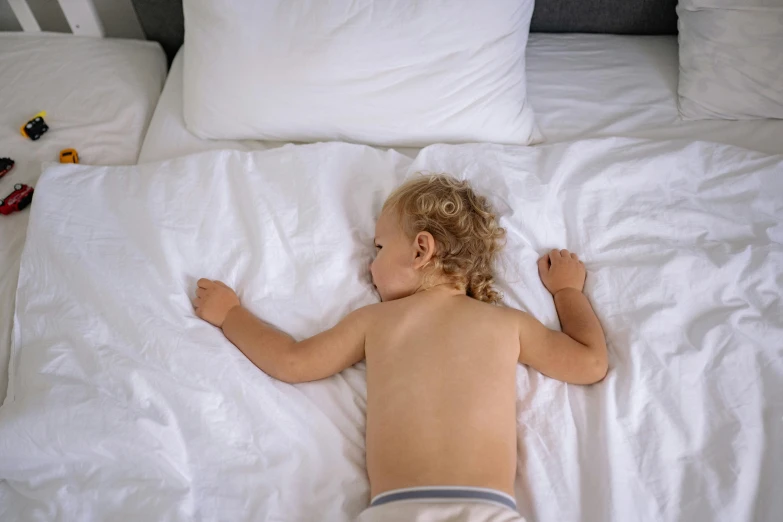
[133,0,679,65]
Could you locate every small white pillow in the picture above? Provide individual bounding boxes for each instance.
[182,0,540,147]
[677,0,783,120]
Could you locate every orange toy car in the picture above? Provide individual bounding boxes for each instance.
[59,149,79,163]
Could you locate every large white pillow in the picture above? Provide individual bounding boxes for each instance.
[182,0,540,146]
[677,0,783,120]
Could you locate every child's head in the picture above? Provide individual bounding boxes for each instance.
[371,174,506,303]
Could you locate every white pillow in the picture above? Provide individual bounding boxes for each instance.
[182,0,540,147]
[677,0,783,120]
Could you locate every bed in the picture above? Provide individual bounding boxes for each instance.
[0,31,167,403]
[1,1,782,521]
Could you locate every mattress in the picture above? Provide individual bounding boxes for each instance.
[138,34,783,163]
[2,140,781,521]
[0,32,167,403]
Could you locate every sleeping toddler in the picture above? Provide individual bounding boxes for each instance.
[193,175,608,522]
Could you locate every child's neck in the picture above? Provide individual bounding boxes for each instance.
[414,281,465,297]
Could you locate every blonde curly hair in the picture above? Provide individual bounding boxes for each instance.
[382,174,506,304]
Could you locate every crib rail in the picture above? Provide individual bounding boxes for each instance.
[7,0,105,37]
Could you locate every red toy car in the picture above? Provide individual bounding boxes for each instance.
[0,184,34,215]
[0,158,13,180]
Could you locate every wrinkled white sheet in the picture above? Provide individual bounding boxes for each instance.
[1,140,781,522]
[0,32,167,403]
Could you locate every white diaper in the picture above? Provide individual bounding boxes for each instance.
[356,487,526,522]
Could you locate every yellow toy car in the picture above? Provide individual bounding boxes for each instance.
[20,111,48,141]
[59,149,79,164]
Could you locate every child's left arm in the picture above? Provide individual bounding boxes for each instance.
[193,279,371,384]
[514,249,608,385]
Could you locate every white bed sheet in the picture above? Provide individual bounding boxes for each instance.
[138,34,783,164]
[0,32,167,403]
[1,140,781,521]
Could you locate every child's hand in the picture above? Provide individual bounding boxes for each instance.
[194,278,240,327]
[537,249,586,295]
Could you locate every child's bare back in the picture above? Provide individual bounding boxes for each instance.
[193,175,608,520]
[365,289,520,497]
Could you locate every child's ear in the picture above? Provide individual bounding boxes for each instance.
[412,231,436,269]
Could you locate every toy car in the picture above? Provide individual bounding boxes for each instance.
[20,111,49,141]
[59,148,79,163]
[0,184,34,215]
[0,157,13,179]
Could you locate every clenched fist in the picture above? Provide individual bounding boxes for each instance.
[537,249,586,295]
[193,278,240,327]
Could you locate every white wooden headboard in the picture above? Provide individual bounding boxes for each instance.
[3,0,144,39]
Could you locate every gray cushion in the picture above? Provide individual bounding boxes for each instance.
[531,0,678,34]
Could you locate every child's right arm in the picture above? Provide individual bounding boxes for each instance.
[194,279,371,384]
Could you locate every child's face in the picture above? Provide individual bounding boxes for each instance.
[371,210,420,301]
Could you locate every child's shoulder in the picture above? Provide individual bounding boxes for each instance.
[449,295,522,325]
[473,299,527,326]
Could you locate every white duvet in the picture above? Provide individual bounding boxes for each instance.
[0,140,781,522]
[0,33,166,403]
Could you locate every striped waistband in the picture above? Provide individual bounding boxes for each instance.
[371,486,517,511]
